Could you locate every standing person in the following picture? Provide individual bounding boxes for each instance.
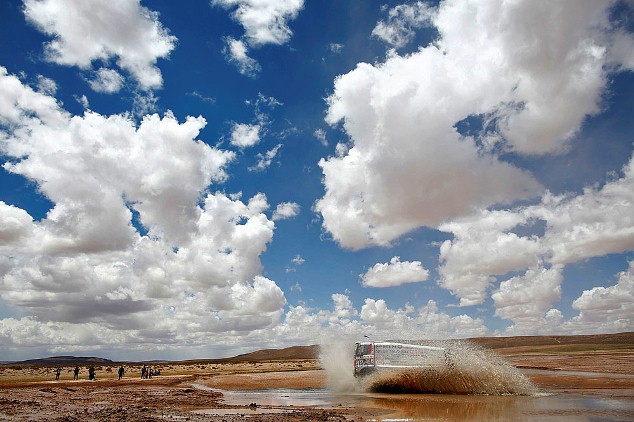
[55,367,61,381]
[88,366,95,381]
[141,365,147,379]
[118,366,124,380]
[73,366,80,380]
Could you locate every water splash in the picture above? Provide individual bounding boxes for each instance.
[319,340,359,393]
[321,339,537,396]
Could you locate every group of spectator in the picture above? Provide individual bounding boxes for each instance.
[140,364,160,378]
[54,365,94,380]
[53,365,159,381]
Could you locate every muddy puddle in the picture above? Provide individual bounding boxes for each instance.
[218,388,333,407]
[191,341,634,420]
[193,407,294,416]
[525,369,634,379]
[211,387,634,421]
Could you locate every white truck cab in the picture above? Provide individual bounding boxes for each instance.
[354,341,450,377]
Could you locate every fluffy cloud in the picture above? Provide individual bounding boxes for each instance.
[2,107,235,248]
[438,209,543,306]
[566,261,634,333]
[23,0,176,90]
[274,295,487,345]
[361,256,429,288]
[223,37,261,78]
[372,1,436,49]
[492,266,563,326]
[0,317,133,351]
[213,0,304,75]
[493,262,634,336]
[331,293,357,319]
[229,94,279,146]
[0,202,34,244]
[317,0,633,250]
[359,298,487,337]
[36,75,57,95]
[230,122,261,148]
[212,0,304,47]
[88,68,124,93]
[0,68,286,353]
[249,143,282,172]
[0,66,65,126]
[438,152,634,306]
[272,202,300,221]
[537,180,634,266]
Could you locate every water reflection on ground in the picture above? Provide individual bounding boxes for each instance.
[218,388,332,407]
[217,388,634,421]
[363,393,634,421]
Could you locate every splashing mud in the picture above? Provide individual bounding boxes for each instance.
[366,341,536,395]
[321,339,537,396]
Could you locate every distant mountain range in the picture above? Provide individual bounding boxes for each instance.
[469,331,634,349]
[2,332,631,367]
[224,345,319,361]
[1,356,115,367]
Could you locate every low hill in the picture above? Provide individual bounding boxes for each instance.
[226,345,319,361]
[468,332,634,350]
[2,356,114,367]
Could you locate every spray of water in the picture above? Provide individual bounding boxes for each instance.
[319,340,359,393]
[320,339,537,396]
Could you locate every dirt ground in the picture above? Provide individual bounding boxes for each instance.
[507,350,634,396]
[1,352,633,421]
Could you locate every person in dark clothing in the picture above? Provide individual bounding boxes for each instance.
[118,366,124,380]
[88,366,95,381]
[55,367,61,381]
[141,365,147,379]
[73,366,80,380]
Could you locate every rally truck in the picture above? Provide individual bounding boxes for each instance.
[354,341,452,377]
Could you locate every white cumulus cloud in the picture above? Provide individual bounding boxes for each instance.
[212,0,304,47]
[317,0,633,251]
[438,152,634,306]
[0,68,288,355]
[361,256,429,288]
[272,202,300,221]
[23,0,176,90]
[567,261,634,333]
[492,266,564,328]
[372,1,436,49]
[230,122,261,148]
[213,0,304,76]
[88,68,124,93]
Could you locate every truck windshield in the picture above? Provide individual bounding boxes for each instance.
[355,343,372,356]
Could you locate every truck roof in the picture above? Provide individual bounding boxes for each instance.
[356,341,446,351]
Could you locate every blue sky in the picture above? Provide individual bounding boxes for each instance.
[0,0,633,361]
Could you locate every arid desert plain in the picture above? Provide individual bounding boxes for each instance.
[1,333,632,421]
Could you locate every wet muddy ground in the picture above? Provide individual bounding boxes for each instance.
[0,351,632,421]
